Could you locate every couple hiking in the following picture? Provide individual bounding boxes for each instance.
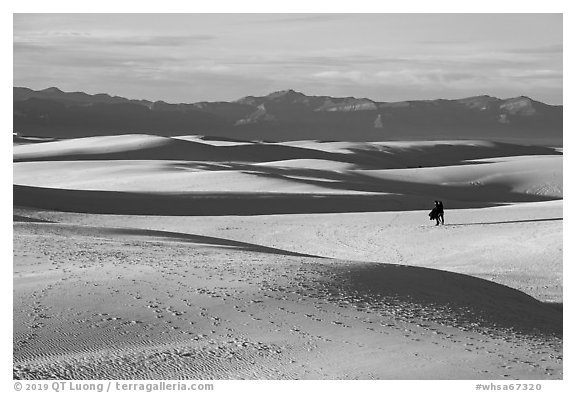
[429,200,444,226]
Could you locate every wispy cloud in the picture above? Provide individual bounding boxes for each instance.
[106,34,217,47]
[505,44,563,55]
[14,32,218,50]
[250,14,353,25]
[13,13,562,104]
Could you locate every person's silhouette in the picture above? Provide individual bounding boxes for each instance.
[429,201,439,225]
[435,200,444,225]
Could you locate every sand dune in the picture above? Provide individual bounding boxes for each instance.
[13,185,437,215]
[277,139,560,167]
[14,134,173,160]
[17,200,561,303]
[254,159,357,170]
[13,219,562,379]
[14,153,561,213]
[13,160,364,193]
[274,140,367,153]
[13,134,563,380]
[358,155,562,198]
[172,135,252,146]
[14,135,560,169]
[13,134,344,164]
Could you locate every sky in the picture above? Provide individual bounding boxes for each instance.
[13,13,563,104]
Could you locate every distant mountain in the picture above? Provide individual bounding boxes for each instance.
[13,87,563,144]
[234,89,378,112]
[13,86,154,107]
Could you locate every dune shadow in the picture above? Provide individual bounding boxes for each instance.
[345,142,561,169]
[446,218,562,226]
[14,137,562,171]
[316,262,562,338]
[13,214,54,223]
[14,221,322,259]
[190,162,559,205]
[91,226,324,258]
[546,302,563,313]
[14,184,503,215]
[13,138,351,164]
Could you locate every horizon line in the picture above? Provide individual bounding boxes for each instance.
[13,85,563,107]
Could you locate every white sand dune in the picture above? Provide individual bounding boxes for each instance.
[13,135,563,380]
[172,135,252,146]
[14,160,364,193]
[274,139,499,153]
[13,134,345,164]
[13,134,173,160]
[13,218,562,379]
[277,139,558,159]
[14,134,561,169]
[275,140,367,154]
[255,159,357,170]
[19,200,561,303]
[357,155,562,198]
[14,153,562,210]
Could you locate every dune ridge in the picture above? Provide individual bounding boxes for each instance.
[13,134,345,164]
[14,135,560,168]
[14,219,562,379]
[13,133,563,380]
[13,136,562,215]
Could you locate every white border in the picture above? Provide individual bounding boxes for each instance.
[4,2,572,392]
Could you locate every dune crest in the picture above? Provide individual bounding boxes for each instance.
[13,134,563,380]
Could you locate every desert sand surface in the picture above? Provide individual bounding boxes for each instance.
[13,135,562,380]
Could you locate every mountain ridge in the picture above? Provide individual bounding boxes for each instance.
[13,87,563,145]
[14,86,560,109]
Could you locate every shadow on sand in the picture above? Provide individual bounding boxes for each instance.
[13,219,563,339]
[325,262,563,338]
[445,218,563,226]
[13,184,521,216]
[13,214,54,223]
[13,221,324,259]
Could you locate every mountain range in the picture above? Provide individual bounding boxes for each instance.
[13,87,563,145]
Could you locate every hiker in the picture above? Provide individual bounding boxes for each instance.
[429,202,439,225]
[435,200,444,225]
[428,200,444,226]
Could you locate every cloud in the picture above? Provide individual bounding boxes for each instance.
[505,44,563,55]
[211,48,557,76]
[14,32,218,53]
[13,30,223,82]
[313,70,365,83]
[13,41,49,53]
[303,65,562,95]
[102,34,218,47]
[13,14,562,104]
[251,14,352,25]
